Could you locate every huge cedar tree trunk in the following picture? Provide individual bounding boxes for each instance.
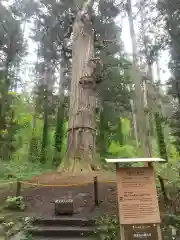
[59,0,96,172]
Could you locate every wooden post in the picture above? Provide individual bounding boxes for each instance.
[16,181,21,197]
[120,225,125,240]
[94,176,99,207]
[157,225,162,240]
[115,162,125,240]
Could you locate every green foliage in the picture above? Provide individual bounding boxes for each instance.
[0,0,178,188]
[97,109,109,157]
[114,118,132,143]
[155,136,180,185]
[53,100,65,166]
[0,161,9,179]
[21,233,33,240]
[0,92,57,179]
[5,196,25,211]
[5,158,52,180]
[0,0,131,175]
[108,118,141,159]
[93,215,119,240]
[169,111,180,154]
[108,141,139,158]
[0,2,26,161]
[160,0,180,153]
[21,217,34,240]
[163,214,180,229]
[154,112,168,161]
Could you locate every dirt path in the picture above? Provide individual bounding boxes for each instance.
[0,171,118,219]
[29,171,116,185]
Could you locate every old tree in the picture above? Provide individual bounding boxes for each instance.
[59,0,122,172]
[60,0,99,172]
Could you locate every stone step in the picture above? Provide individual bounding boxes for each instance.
[33,217,94,227]
[29,226,94,238]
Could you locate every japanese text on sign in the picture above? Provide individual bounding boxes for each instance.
[116,167,160,224]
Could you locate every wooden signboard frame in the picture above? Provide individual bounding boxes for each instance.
[105,158,165,240]
[116,166,162,240]
[116,167,160,225]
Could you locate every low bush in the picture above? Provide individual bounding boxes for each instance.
[5,196,25,211]
[93,215,119,240]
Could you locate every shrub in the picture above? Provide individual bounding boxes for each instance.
[5,196,25,211]
[93,215,120,240]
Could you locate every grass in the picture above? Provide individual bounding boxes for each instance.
[0,160,55,181]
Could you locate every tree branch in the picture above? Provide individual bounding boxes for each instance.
[82,0,95,14]
[85,0,95,8]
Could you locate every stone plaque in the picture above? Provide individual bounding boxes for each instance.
[116,167,160,224]
[124,224,158,240]
[54,198,74,215]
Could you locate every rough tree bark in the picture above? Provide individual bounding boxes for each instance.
[59,0,97,172]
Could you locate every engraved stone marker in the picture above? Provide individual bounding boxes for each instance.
[54,198,74,215]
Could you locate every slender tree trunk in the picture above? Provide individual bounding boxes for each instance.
[156,58,165,118]
[41,67,55,163]
[28,101,39,162]
[97,109,109,157]
[126,0,138,63]
[140,2,167,161]
[155,58,168,161]
[53,64,65,166]
[130,99,138,144]
[40,86,49,163]
[28,46,40,162]
[140,4,155,138]
[0,54,11,132]
[0,49,12,159]
[117,118,124,146]
[127,0,151,158]
[59,0,96,172]
[142,77,152,158]
[154,112,168,160]
[126,0,139,146]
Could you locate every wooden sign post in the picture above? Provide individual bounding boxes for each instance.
[105,158,165,240]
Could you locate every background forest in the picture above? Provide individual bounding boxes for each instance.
[0,0,179,184]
